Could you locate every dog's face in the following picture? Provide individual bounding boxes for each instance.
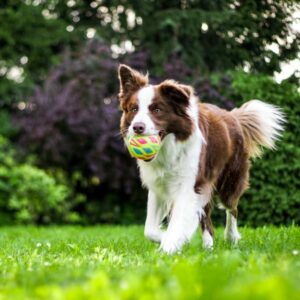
[118,64,194,141]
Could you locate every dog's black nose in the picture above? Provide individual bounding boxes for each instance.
[133,122,145,134]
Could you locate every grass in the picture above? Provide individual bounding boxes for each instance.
[0,226,299,300]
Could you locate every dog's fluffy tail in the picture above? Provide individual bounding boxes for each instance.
[232,100,285,158]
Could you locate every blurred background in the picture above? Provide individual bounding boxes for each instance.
[0,0,299,226]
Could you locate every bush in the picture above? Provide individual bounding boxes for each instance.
[0,136,81,224]
[226,72,300,226]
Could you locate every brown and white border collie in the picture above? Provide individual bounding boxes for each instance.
[118,64,285,254]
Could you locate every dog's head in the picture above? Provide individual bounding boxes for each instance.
[118,64,196,141]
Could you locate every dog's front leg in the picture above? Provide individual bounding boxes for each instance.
[160,192,200,254]
[144,190,164,243]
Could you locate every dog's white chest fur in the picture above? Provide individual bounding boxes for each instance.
[138,129,203,216]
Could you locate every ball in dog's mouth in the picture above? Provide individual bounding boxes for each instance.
[125,135,161,161]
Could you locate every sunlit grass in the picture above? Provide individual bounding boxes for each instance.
[0,226,299,299]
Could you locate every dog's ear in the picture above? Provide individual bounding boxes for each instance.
[118,64,148,100]
[159,80,193,106]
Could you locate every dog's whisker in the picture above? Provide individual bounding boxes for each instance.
[115,128,128,138]
[114,131,124,137]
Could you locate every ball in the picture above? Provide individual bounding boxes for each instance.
[125,135,161,161]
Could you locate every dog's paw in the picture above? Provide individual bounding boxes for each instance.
[224,230,241,245]
[159,234,183,255]
[144,229,162,243]
[202,230,214,250]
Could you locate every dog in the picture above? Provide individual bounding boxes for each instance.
[118,64,285,254]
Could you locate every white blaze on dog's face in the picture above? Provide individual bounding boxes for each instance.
[127,85,157,136]
[118,64,195,141]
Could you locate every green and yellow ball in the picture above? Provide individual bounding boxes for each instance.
[125,135,161,161]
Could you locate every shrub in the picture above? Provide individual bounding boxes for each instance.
[227,72,300,226]
[0,136,80,224]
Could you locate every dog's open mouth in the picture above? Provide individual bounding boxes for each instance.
[144,158,154,162]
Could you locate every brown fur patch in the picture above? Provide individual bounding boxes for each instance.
[118,65,148,137]
[120,93,139,137]
[118,64,148,110]
[229,208,238,218]
[151,84,194,141]
[195,103,250,211]
[195,104,232,189]
[159,80,192,106]
[200,202,214,236]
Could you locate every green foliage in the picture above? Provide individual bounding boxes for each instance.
[71,0,298,75]
[0,136,82,224]
[0,1,72,74]
[0,1,81,108]
[6,165,67,223]
[0,110,17,137]
[49,0,298,75]
[0,226,299,299]
[228,72,300,226]
[2,0,298,83]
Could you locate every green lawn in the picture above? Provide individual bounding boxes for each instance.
[0,226,299,300]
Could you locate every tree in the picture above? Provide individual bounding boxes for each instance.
[0,0,81,109]
[1,0,299,111]
[36,0,300,75]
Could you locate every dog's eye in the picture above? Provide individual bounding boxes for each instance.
[153,108,161,114]
[130,107,138,113]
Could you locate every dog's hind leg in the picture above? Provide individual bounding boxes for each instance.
[218,155,250,245]
[200,202,214,249]
[196,184,214,249]
[224,208,241,244]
